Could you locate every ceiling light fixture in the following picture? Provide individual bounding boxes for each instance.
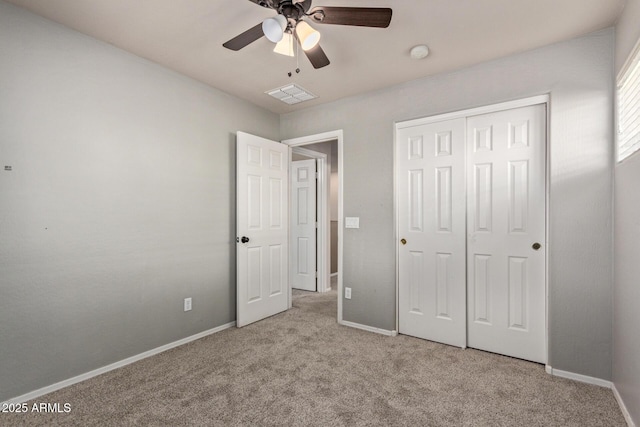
[296,21,321,51]
[262,15,287,43]
[410,44,430,60]
[274,32,295,57]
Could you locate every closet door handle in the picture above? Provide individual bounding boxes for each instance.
[532,242,541,250]
[400,238,407,245]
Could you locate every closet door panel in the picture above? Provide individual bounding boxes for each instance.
[397,119,467,348]
[466,104,546,364]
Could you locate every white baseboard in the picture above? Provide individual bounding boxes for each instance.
[2,321,236,405]
[545,365,637,426]
[545,365,613,388]
[612,383,637,427]
[340,320,397,337]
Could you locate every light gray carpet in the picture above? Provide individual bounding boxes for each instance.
[2,289,625,426]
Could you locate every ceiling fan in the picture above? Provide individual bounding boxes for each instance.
[223,0,392,69]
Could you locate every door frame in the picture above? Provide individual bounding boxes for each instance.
[291,147,328,292]
[283,130,344,324]
[394,95,550,360]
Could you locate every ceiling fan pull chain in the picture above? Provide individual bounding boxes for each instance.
[289,34,301,77]
[296,38,300,73]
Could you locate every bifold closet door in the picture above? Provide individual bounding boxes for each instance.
[466,104,546,363]
[397,119,467,348]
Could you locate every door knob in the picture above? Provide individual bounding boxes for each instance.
[241,236,250,244]
[400,238,407,245]
[532,242,541,250]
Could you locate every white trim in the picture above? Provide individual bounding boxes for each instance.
[616,37,640,163]
[545,366,612,388]
[396,95,550,130]
[547,367,637,424]
[544,98,552,370]
[393,121,400,335]
[612,383,637,427]
[283,130,343,147]
[330,272,338,277]
[545,364,636,425]
[292,146,327,160]
[617,33,640,82]
[341,320,398,337]
[1,321,236,405]
[283,130,344,324]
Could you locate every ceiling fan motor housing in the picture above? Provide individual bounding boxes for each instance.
[225,0,392,69]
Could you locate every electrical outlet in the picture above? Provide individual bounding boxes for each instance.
[184,297,192,312]
[345,287,351,299]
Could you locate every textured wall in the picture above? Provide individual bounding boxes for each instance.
[281,29,615,380]
[0,1,279,401]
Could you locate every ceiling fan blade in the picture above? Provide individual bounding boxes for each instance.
[223,23,264,51]
[308,7,392,28]
[247,0,277,8]
[302,44,330,69]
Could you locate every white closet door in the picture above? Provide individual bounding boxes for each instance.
[466,104,546,363]
[291,159,317,291]
[398,119,467,348]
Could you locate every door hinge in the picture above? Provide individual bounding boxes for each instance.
[316,222,319,228]
[316,172,319,179]
[315,271,318,278]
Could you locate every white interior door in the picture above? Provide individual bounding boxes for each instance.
[291,159,317,291]
[236,132,289,327]
[466,104,546,363]
[397,118,467,348]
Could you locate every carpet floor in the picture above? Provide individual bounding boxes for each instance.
[2,288,626,426]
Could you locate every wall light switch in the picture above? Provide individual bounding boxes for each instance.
[345,217,359,229]
[345,287,352,299]
[184,297,192,312]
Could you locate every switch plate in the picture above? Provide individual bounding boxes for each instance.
[184,297,192,312]
[345,217,359,229]
[345,287,352,299]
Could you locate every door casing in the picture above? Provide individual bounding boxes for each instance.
[283,130,344,323]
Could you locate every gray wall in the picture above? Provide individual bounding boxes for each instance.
[614,155,640,424]
[613,0,640,423]
[281,29,615,380]
[0,1,279,401]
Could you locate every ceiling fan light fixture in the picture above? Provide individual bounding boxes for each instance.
[274,32,295,57]
[262,15,287,43]
[296,21,321,51]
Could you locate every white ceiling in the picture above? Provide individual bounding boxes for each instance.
[7,0,626,114]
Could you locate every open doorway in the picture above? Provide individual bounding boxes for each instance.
[284,130,343,324]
